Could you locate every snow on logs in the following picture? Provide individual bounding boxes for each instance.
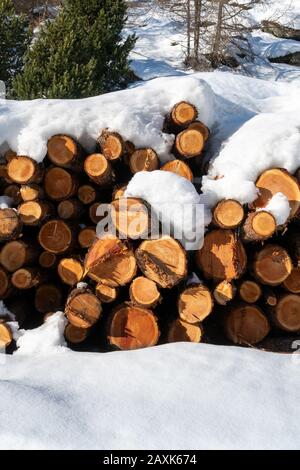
[0,100,300,353]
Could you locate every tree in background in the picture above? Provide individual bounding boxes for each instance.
[0,0,32,94]
[12,0,136,99]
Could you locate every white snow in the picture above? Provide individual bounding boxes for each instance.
[0,196,12,209]
[0,301,15,321]
[249,32,300,60]
[259,192,291,225]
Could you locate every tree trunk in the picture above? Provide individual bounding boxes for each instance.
[20,184,44,202]
[129,276,161,309]
[77,184,98,205]
[39,251,58,269]
[213,199,244,229]
[242,211,276,242]
[170,101,197,129]
[64,323,89,344]
[253,244,292,286]
[225,304,270,345]
[211,0,225,68]
[65,286,102,329]
[0,267,13,300]
[0,321,13,348]
[189,121,210,141]
[178,283,213,323]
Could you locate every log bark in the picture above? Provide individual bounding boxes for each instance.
[95,283,118,304]
[34,284,63,314]
[168,319,203,343]
[7,156,44,184]
[107,303,159,350]
[65,287,102,329]
[84,154,113,186]
[20,184,44,202]
[111,197,150,239]
[196,229,247,281]
[239,280,262,304]
[85,236,137,287]
[129,276,161,309]
[253,244,292,286]
[0,208,22,242]
[47,135,83,171]
[0,321,13,348]
[214,280,236,306]
[0,240,39,272]
[283,267,300,294]
[57,199,84,220]
[98,131,124,161]
[64,323,89,344]
[225,304,270,345]
[213,200,244,229]
[273,294,300,332]
[161,160,193,182]
[242,211,276,242]
[18,200,53,226]
[77,184,97,205]
[12,267,47,290]
[178,284,213,323]
[39,251,57,269]
[136,236,187,288]
[253,168,300,218]
[129,148,159,173]
[175,129,204,159]
[44,167,78,201]
[38,220,75,254]
[57,257,84,286]
[78,227,96,249]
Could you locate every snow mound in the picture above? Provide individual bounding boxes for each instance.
[260,192,291,225]
[0,76,215,163]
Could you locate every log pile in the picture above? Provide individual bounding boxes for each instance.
[0,100,300,353]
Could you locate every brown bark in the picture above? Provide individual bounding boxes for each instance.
[129,148,159,174]
[242,211,276,243]
[0,208,22,242]
[57,257,84,286]
[7,156,44,184]
[178,284,213,323]
[44,167,78,201]
[129,276,161,309]
[0,240,39,272]
[253,244,292,286]
[225,304,270,345]
[38,220,75,254]
[65,286,102,329]
[161,160,193,182]
[47,135,83,171]
[213,200,244,229]
[84,154,113,186]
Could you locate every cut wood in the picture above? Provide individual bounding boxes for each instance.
[0,163,12,184]
[89,202,105,225]
[136,236,187,288]
[65,287,102,329]
[111,197,150,239]
[20,184,44,202]
[4,185,22,205]
[170,101,197,128]
[213,199,244,229]
[4,149,16,162]
[78,227,96,249]
[239,280,262,304]
[7,156,44,184]
[168,319,203,343]
[226,304,270,345]
[77,184,97,205]
[98,131,124,161]
[34,284,63,313]
[175,129,204,158]
[283,267,300,294]
[253,244,292,286]
[85,236,137,287]
[95,283,118,303]
[213,280,236,306]
[242,211,276,242]
[64,323,89,344]
[57,257,84,286]
[0,208,22,242]
[47,135,83,171]
[84,154,113,186]
[0,322,13,348]
[178,284,213,323]
[123,140,136,165]
[129,276,161,308]
[161,160,193,182]
[112,185,127,200]
[129,148,159,173]
[0,267,13,299]
[58,199,83,220]
[253,168,300,218]
[107,303,159,350]
[39,251,57,269]
[18,200,53,226]
[196,229,247,281]
[188,121,210,141]
[263,287,278,307]
[12,267,46,290]
[38,220,75,254]
[273,294,300,332]
[0,240,39,272]
[44,167,78,201]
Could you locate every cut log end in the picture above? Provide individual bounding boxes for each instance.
[239,280,262,304]
[18,200,52,226]
[0,268,12,299]
[39,220,74,254]
[47,135,79,167]
[168,319,203,343]
[242,211,276,243]
[129,276,161,308]
[178,284,213,323]
[175,129,204,158]
[188,121,210,141]
[161,160,193,182]
[64,323,89,344]
[213,199,244,229]
[0,322,13,348]
[253,244,292,286]
[95,283,117,303]
[274,294,300,332]
[98,131,123,161]
[0,240,37,273]
[35,284,63,313]
[58,199,83,220]
[20,184,44,202]
[0,208,22,242]
[283,267,300,294]
[226,304,270,345]
[213,280,236,306]
[39,251,57,269]
[65,287,102,329]
[111,197,150,239]
[44,167,77,201]
[129,148,159,173]
[84,154,112,186]
[7,156,43,184]
[78,185,97,205]
[12,268,43,290]
[108,304,159,350]
[78,227,97,249]
[58,258,84,286]
[170,101,197,127]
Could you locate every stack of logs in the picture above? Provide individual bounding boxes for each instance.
[0,100,300,352]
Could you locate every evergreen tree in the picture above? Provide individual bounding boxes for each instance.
[0,0,32,94]
[12,0,136,99]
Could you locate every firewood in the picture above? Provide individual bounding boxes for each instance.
[213,280,236,306]
[178,284,213,323]
[64,323,89,344]
[263,287,278,307]
[39,251,57,269]
[35,284,63,314]
[112,185,127,200]
[0,240,39,272]
[0,208,22,242]
[18,200,53,226]
[0,321,13,348]
[272,294,300,332]
[89,202,104,225]
[129,148,159,173]
[98,131,124,161]
[95,283,118,304]
[77,184,97,205]
[20,184,44,202]
[111,197,150,239]
[169,101,197,129]
[253,168,300,218]
[212,199,244,229]
[0,163,12,185]
[85,236,137,287]
[65,286,102,329]
[225,304,270,345]
[136,236,187,288]
[123,140,136,165]
[4,149,17,162]
[253,244,292,286]
[0,267,13,299]
[44,167,78,201]
[196,229,247,281]
[161,160,193,182]
[47,135,83,171]
[38,220,75,254]
[283,267,300,294]
[78,227,97,249]
[3,185,22,205]
[168,319,203,343]
[188,121,210,141]
[239,280,262,304]
[175,128,204,158]
[7,156,44,184]
[57,199,84,220]
[129,276,161,308]
[241,211,276,242]
[84,154,113,186]
[57,257,84,286]
[12,267,47,290]
[107,303,159,350]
